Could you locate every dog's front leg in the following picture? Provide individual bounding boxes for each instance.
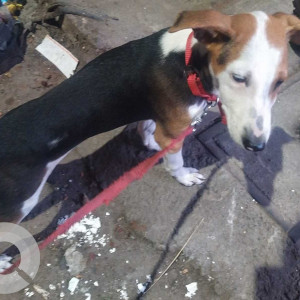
[137,120,161,151]
[154,121,205,186]
[164,147,205,186]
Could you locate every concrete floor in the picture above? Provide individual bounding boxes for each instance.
[1,0,300,299]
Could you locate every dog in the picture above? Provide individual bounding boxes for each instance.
[1,10,300,223]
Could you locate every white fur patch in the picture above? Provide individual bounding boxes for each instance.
[137,120,161,151]
[160,29,194,58]
[188,100,207,121]
[21,153,68,221]
[215,11,282,146]
[48,137,64,149]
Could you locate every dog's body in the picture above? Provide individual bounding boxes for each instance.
[1,10,300,223]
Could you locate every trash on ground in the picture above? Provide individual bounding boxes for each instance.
[36,35,78,78]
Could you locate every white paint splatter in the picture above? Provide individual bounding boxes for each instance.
[85,293,91,300]
[146,275,152,281]
[68,277,80,293]
[227,191,236,225]
[56,214,109,250]
[227,189,237,240]
[268,228,280,244]
[98,234,109,247]
[120,289,129,300]
[109,248,116,253]
[60,292,65,298]
[57,214,101,240]
[49,284,56,290]
[137,283,146,293]
[25,291,35,298]
[33,285,50,299]
[118,284,129,300]
[94,281,99,286]
[185,282,198,298]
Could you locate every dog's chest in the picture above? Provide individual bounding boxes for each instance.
[188,99,207,122]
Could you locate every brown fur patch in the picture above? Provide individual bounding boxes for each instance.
[170,10,257,75]
[169,10,233,35]
[266,15,291,99]
[266,15,288,48]
[154,121,186,153]
[148,69,193,154]
[272,13,300,43]
[208,13,257,75]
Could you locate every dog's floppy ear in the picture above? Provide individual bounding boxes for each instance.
[169,10,234,44]
[273,12,300,44]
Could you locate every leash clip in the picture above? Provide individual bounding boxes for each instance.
[191,116,202,128]
[206,100,216,108]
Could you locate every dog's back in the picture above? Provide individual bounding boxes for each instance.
[0,29,169,222]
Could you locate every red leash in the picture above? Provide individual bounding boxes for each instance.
[185,31,227,125]
[2,126,194,275]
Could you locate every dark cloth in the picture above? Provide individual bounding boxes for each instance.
[0,16,27,74]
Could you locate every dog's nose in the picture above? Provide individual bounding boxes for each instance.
[242,137,265,151]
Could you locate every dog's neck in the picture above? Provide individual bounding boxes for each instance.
[160,29,214,95]
[190,42,214,93]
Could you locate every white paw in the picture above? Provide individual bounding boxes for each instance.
[172,167,205,187]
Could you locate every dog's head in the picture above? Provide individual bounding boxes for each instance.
[170,10,300,151]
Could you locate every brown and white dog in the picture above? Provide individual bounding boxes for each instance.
[1,10,300,223]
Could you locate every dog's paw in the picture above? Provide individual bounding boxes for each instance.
[173,167,205,186]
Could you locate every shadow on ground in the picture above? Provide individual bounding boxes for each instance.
[212,126,293,206]
[256,237,300,299]
[23,122,216,242]
[3,122,300,298]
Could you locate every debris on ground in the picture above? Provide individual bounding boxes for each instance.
[64,244,87,275]
[36,35,78,78]
[68,277,80,294]
[185,282,198,299]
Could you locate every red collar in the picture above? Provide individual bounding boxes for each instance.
[185,31,227,125]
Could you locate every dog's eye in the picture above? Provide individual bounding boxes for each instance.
[232,73,247,84]
[274,79,284,90]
